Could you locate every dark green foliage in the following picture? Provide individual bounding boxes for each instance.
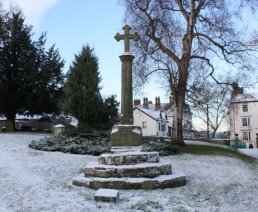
[29,132,111,155]
[100,95,120,129]
[60,45,119,130]
[61,45,102,128]
[142,136,179,155]
[63,128,110,139]
[28,36,65,114]
[0,10,65,127]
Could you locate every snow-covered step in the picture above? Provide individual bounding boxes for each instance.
[73,172,186,190]
[98,152,159,165]
[84,162,172,178]
[95,188,120,203]
[111,146,141,153]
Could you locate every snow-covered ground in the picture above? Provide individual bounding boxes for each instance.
[0,133,258,212]
[238,148,258,160]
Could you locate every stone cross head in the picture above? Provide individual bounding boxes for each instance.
[114,24,140,53]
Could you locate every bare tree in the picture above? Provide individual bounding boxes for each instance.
[188,77,231,139]
[122,0,258,145]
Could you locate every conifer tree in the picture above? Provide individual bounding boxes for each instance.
[61,45,103,128]
[0,10,65,129]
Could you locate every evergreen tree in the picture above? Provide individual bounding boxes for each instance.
[101,95,120,128]
[0,10,65,128]
[61,45,103,128]
[28,34,65,114]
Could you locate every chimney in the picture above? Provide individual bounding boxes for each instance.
[143,97,148,109]
[232,81,243,97]
[134,99,141,106]
[155,96,161,111]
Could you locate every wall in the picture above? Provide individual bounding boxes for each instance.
[133,109,157,136]
[230,101,258,148]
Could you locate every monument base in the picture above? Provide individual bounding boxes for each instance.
[111,125,142,146]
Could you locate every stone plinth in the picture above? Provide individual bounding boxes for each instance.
[72,150,186,190]
[95,188,120,203]
[84,162,171,178]
[111,125,142,146]
[98,152,159,165]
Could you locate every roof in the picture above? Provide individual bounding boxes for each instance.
[133,106,168,121]
[0,114,42,121]
[231,93,258,103]
[54,124,65,128]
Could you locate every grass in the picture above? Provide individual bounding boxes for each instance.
[178,144,256,164]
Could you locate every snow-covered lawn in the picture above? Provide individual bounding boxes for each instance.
[238,148,258,160]
[0,133,258,212]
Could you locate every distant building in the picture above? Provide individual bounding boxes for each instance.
[133,97,193,138]
[229,87,258,148]
[0,114,74,132]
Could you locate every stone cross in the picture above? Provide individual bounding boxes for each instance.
[111,25,142,146]
[114,24,140,53]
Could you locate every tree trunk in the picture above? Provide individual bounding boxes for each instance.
[174,86,186,146]
[211,131,216,139]
[211,126,219,139]
[171,64,188,146]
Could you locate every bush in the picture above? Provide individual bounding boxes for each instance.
[29,130,111,155]
[141,136,179,155]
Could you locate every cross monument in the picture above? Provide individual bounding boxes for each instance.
[111,24,142,146]
[114,24,140,53]
[114,25,139,125]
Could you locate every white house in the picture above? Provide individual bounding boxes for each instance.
[133,97,169,137]
[133,97,193,138]
[229,92,258,148]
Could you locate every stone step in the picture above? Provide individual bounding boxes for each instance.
[95,189,120,203]
[73,172,186,190]
[84,162,172,178]
[98,152,159,165]
[111,146,141,153]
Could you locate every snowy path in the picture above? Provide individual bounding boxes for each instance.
[0,133,258,212]
[238,149,258,159]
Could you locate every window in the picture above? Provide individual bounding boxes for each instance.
[242,104,248,112]
[242,117,250,127]
[142,122,147,128]
[243,132,251,141]
[161,124,165,132]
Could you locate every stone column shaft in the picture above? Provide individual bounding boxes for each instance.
[120,54,134,125]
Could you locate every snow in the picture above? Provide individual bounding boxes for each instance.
[132,127,141,135]
[86,161,169,169]
[101,151,157,157]
[70,117,78,127]
[238,149,258,159]
[135,106,162,120]
[111,127,119,134]
[0,133,258,211]
[74,172,185,183]
[231,93,258,103]
[0,114,43,120]
[121,52,134,56]
[111,125,142,135]
[54,124,65,128]
[95,189,119,197]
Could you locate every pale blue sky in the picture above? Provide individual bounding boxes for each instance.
[2,0,164,102]
[2,0,258,131]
